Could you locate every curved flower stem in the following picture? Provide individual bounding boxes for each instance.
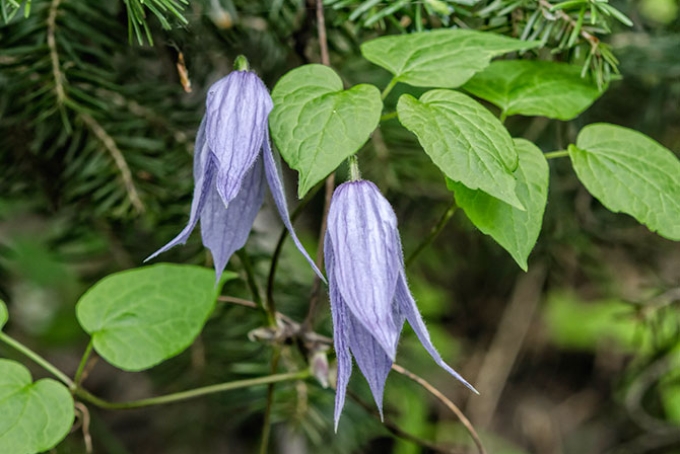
[405,200,457,268]
[74,339,94,386]
[302,173,334,332]
[265,181,322,313]
[348,155,361,181]
[75,369,308,410]
[238,249,269,324]
[392,364,486,454]
[0,332,75,389]
[544,150,569,159]
[348,390,463,454]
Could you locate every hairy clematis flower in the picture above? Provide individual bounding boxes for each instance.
[325,180,478,429]
[147,67,322,280]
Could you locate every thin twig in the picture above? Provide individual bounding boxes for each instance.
[315,0,330,66]
[218,295,258,309]
[74,402,93,454]
[219,296,333,345]
[47,0,65,104]
[301,0,334,333]
[348,390,463,454]
[392,364,486,454]
[80,113,145,213]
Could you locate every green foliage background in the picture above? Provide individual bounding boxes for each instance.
[1,0,679,453]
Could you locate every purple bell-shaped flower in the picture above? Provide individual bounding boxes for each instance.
[147,66,322,281]
[325,179,477,429]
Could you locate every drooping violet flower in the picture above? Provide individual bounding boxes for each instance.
[325,179,478,429]
[147,66,323,281]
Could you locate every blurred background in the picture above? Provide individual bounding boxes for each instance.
[1,0,679,452]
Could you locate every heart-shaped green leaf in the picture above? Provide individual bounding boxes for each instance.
[0,359,74,454]
[462,60,603,120]
[570,123,680,241]
[449,139,549,270]
[0,300,7,330]
[76,264,234,371]
[361,29,540,89]
[270,64,382,198]
[397,89,523,209]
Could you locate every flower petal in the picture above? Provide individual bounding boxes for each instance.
[145,119,213,262]
[326,238,353,431]
[326,181,402,359]
[347,309,396,421]
[262,132,325,281]
[395,272,479,394]
[206,71,273,205]
[201,158,266,280]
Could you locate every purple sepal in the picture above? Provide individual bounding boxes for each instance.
[145,118,212,262]
[325,179,477,429]
[201,158,265,281]
[147,69,324,281]
[262,133,325,282]
[206,71,272,205]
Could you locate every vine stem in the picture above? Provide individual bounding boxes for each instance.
[259,347,282,454]
[544,150,569,159]
[301,0,335,333]
[238,249,269,324]
[380,111,398,122]
[0,332,74,389]
[75,370,308,410]
[265,181,322,312]
[74,339,94,385]
[392,364,486,454]
[381,78,398,100]
[405,201,457,268]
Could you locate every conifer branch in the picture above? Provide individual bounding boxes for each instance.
[81,113,145,213]
[538,0,599,49]
[46,0,64,104]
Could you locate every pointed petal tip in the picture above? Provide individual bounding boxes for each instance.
[461,378,480,395]
[143,245,172,263]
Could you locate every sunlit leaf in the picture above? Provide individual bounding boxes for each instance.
[0,359,74,454]
[361,29,540,88]
[449,139,549,270]
[270,64,382,198]
[76,264,234,371]
[463,60,602,120]
[570,123,680,240]
[397,89,523,209]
